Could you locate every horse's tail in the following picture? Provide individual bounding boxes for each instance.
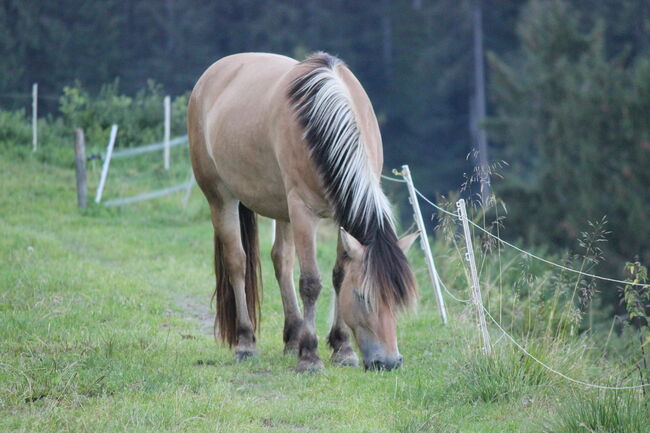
[213,203,261,347]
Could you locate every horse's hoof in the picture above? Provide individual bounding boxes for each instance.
[331,348,359,367]
[235,350,255,363]
[295,357,324,373]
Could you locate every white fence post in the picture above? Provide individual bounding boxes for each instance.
[401,164,448,325]
[95,124,118,204]
[182,172,195,208]
[32,83,38,152]
[456,198,491,356]
[270,220,276,245]
[163,96,171,170]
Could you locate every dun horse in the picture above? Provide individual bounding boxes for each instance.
[188,52,419,372]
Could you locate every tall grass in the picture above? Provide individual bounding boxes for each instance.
[454,344,552,403]
[547,390,649,433]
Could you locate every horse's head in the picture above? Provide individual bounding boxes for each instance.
[337,228,419,371]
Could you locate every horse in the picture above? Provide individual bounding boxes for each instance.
[187,52,419,372]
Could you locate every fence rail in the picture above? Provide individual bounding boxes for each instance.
[103,179,194,207]
[111,135,188,159]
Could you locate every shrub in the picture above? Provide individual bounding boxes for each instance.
[0,80,188,168]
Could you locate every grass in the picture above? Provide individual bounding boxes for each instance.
[0,151,647,432]
[547,390,649,433]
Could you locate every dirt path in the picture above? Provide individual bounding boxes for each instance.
[174,294,214,336]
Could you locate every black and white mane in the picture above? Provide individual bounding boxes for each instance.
[288,52,416,311]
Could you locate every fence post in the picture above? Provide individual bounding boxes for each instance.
[74,129,87,209]
[182,172,195,208]
[401,164,448,325]
[32,83,38,152]
[270,219,276,245]
[456,198,491,355]
[163,95,171,170]
[95,124,118,204]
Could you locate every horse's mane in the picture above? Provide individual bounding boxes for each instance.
[288,52,416,311]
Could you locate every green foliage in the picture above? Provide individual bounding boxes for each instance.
[455,345,551,403]
[0,109,31,154]
[621,262,649,324]
[488,0,650,276]
[59,80,187,152]
[547,390,649,433]
[0,81,187,168]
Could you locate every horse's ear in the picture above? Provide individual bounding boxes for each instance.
[398,231,420,254]
[339,228,364,261]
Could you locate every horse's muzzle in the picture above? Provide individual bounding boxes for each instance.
[364,354,403,371]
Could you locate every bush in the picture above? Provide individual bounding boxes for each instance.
[0,80,188,168]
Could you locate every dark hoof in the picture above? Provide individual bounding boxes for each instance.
[295,357,324,373]
[331,348,359,367]
[235,350,255,363]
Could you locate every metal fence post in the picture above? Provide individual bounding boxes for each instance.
[401,164,448,325]
[163,96,171,170]
[95,124,118,204]
[456,198,491,355]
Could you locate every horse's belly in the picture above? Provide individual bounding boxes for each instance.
[213,140,290,220]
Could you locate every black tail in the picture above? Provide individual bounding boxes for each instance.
[213,203,261,347]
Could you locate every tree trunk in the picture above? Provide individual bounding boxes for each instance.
[472,0,490,205]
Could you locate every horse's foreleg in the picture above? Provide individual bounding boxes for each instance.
[271,220,302,355]
[288,199,324,373]
[328,242,359,367]
[211,202,257,361]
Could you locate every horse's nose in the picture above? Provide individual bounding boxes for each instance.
[364,355,403,371]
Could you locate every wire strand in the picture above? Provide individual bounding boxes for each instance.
[381,174,407,183]
[414,188,459,218]
[482,306,650,390]
[390,174,650,389]
[407,183,649,289]
[437,273,471,304]
[467,219,650,288]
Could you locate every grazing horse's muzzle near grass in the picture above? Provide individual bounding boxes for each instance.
[188,51,420,373]
[364,355,404,371]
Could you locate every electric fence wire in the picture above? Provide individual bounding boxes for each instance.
[482,305,650,390]
[383,172,650,389]
[382,173,650,289]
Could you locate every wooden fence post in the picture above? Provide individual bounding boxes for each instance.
[95,124,118,204]
[32,83,38,152]
[74,129,87,209]
[457,198,491,356]
[163,95,171,170]
[401,164,448,325]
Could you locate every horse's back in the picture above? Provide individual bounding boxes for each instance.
[188,53,303,219]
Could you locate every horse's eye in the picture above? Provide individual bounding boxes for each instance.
[354,290,365,303]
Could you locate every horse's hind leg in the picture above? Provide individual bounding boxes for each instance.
[288,198,324,372]
[210,201,257,361]
[328,238,359,367]
[271,220,303,355]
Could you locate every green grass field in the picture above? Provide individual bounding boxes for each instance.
[1,154,647,432]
